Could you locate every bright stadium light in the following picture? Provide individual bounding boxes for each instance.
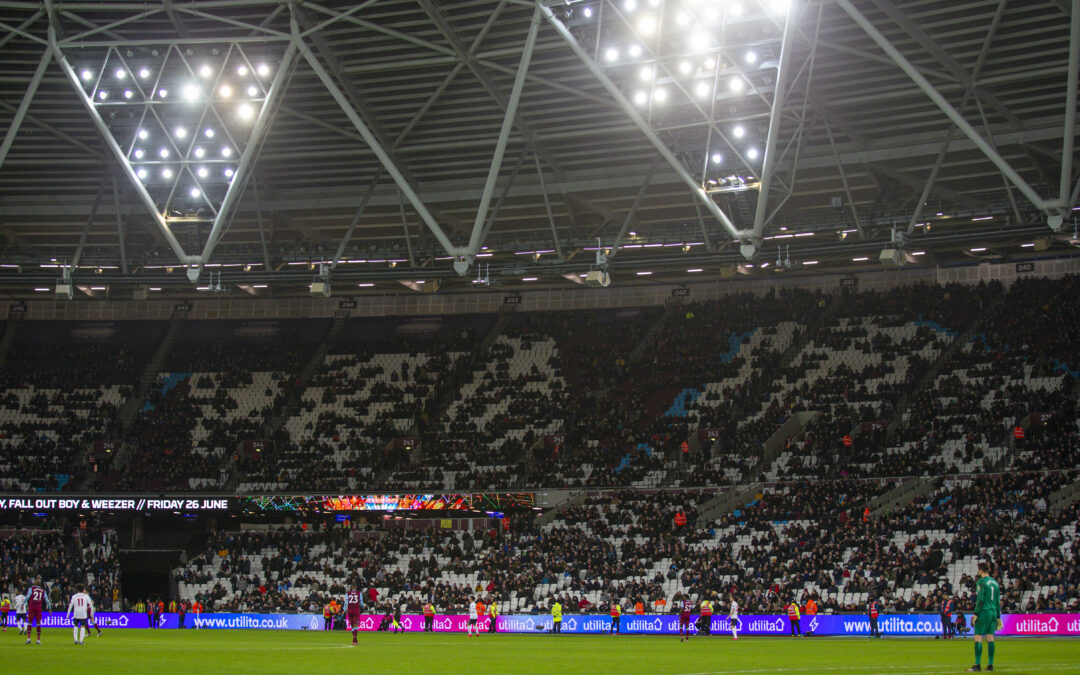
[114,68,126,80]
[633,90,648,106]
[583,6,593,17]
[690,32,709,51]
[711,152,723,164]
[638,16,656,34]
[138,129,149,140]
[703,57,716,70]
[190,187,201,198]
[81,69,93,81]
[653,87,667,103]
[628,44,642,58]
[219,84,233,98]
[237,65,248,76]
[194,147,205,158]
[675,11,690,26]
[175,127,187,139]
[745,51,758,64]
[238,103,255,120]
[221,146,232,157]
[623,0,636,10]
[182,82,200,102]
[639,65,653,81]
[729,2,743,16]
[137,168,147,179]
[224,168,234,178]
[161,167,173,178]
[199,64,213,78]
[695,82,711,98]
[204,128,215,138]
[256,63,270,77]
[139,67,150,79]
[733,125,746,138]
[604,47,619,62]
[679,60,693,74]
[97,90,108,100]
[158,88,168,98]
[159,148,170,158]
[247,85,259,97]
[134,149,144,159]
[730,76,744,92]
[123,90,133,99]
[747,147,759,160]
[197,167,208,178]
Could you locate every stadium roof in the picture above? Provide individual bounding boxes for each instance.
[0,0,1076,299]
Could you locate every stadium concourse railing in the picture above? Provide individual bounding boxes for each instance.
[11,258,1080,323]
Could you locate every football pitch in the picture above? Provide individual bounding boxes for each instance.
[2,629,1078,674]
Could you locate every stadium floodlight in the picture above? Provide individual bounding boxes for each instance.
[221,147,232,157]
[197,167,208,178]
[97,90,108,100]
[81,69,93,81]
[771,0,790,14]
[114,68,126,80]
[139,67,150,79]
[182,83,200,102]
[158,88,168,98]
[703,57,716,70]
[237,65,248,76]
[583,7,592,18]
[162,167,173,178]
[623,0,636,11]
[628,44,642,58]
[134,149,144,159]
[219,84,232,98]
[733,125,745,138]
[729,2,743,15]
[190,187,201,198]
[711,153,723,164]
[256,63,270,77]
[730,76,744,92]
[124,90,133,99]
[224,168,234,178]
[604,47,619,62]
[679,60,693,75]
[138,129,149,140]
[747,147,759,160]
[638,16,656,34]
[137,168,148,179]
[159,148,170,158]
[690,32,709,51]
[633,91,648,106]
[675,11,690,26]
[247,85,259,97]
[639,66,653,81]
[204,128,215,138]
[653,87,667,103]
[695,82,711,98]
[199,64,213,78]
[194,147,205,158]
[175,127,187,139]
[746,51,758,64]
[238,103,255,120]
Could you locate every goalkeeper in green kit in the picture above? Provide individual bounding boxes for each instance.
[966,561,1002,672]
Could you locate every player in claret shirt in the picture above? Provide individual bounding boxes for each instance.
[24,577,50,645]
[345,586,365,646]
[678,596,694,643]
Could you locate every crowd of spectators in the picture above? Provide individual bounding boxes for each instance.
[0,526,121,612]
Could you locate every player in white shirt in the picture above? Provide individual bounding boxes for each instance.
[728,594,740,641]
[14,592,26,635]
[466,598,479,637]
[66,584,95,645]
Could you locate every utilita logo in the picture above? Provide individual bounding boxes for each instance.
[1014,617,1059,634]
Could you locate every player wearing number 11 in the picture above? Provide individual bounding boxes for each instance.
[967,561,1001,672]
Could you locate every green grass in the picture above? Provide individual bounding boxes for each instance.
[2,628,1078,674]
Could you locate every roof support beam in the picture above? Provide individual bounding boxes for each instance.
[612,158,660,256]
[199,41,298,268]
[866,0,1023,132]
[538,2,745,241]
[397,189,415,268]
[836,0,1057,213]
[291,13,462,258]
[71,176,109,270]
[534,152,564,261]
[251,179,272,272]
[329,170,383,272]
[1061,0,1080,207]
[47,3,196,266]
[823,116,864,239]
[112,172,128,274]
[751,2,797,240]
[417,0,563,179]
[465,4,541,258]
[0,49,52,172]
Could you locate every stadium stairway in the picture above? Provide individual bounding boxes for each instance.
[761,410,820,472]
[869,476,938,516]
[629,303,678,363]
[884,300,1001,444]
[0,315,18,369]
[105,312,186,478]
[697,482,761,523]
[1049,474,1080,512]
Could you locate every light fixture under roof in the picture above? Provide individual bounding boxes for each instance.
[224,168,234,178]
[729,76,744,92]
[136,168,147,179]
[628,44,642,58]
[97,90,108,100]
[237,65,248,76]
[747,147,759,160]
[81,69,93,81]
[134,149,144,159]
[123,90,133,99]
[221,147,232,157]
[138,128,149,140]
[733,125,745,138]
[711,153,723,164]
[219,84,232,98]
[197,167,208,178]
[636,271,653,276]
[114,68,126,80]
[159,148,169,158]
[247,85,259,97]
[653,87,667,103]
[175,127,187,139]
[190,187,201,198]
[238,103,255,120]
[639,65,653,82]
[182,82,200,102]
[745,51,758,64]
[161,167,173,179]
[199,64,212,78]
[194,147,205,158]
[633,91,648,106]
[604,47,619,62]
[204,128,215,138]
[138,67,150,79]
